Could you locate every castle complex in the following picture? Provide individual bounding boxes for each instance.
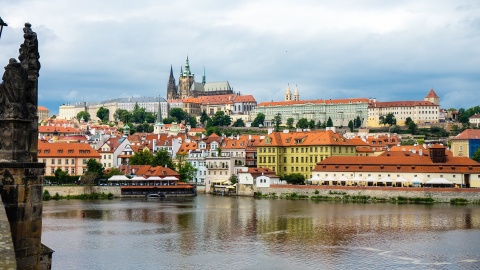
[166,56,235,100]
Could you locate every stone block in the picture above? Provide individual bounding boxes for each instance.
[16,254,39,270]
[30,185,43,203]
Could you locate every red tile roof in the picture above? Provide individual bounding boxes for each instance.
[38,141,100,158]
[425,89,439,98]
[453,129,480,140]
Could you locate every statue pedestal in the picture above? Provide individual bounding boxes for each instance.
[0,162,45,269]
[0,119,37,163]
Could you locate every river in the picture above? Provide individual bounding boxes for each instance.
[42,194,480,270]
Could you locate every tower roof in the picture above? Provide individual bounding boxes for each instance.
[285,84,291,94]
[425,89,439,98]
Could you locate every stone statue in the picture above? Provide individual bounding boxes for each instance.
[0,23,40,162]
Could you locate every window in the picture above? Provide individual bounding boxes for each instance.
[65,159,69,165]
[51,168,55,174]
[51,159,55,165]
[83,159,87,164]
[72,159,75,164]
[71,168,75,174]
[284,157,286,163]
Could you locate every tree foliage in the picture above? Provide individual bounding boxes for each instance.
[233,118,245,127]
[472,148,480,163]
[282,173,305,185]
[326,117,333,127]
[129,150,154,165]
[296,118,309,129]
[348,120,354,132]
[76,111,91,122]
[308,119,315,129]
[169,108,188,123]
[97,107,109,123]
[251,113,265,127]
[286,118,294,129]
[85,158,104,180]
[273,113,282,131]
[188,115,198,128]
[210,111,231,126]
[200,111,210,126]
[151,149,175,169]
[54,168,68,185]
[176,154,197,182]
[354,116,362,128]
[380,113,396,126]
[104,167,124,179]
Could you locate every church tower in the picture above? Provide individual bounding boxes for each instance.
[154,95,165,134]
[166,65,177,100]
[285,84,292,101]
[178,56,195,99]
[293,85,300,101]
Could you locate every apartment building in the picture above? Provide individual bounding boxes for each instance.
[38,141,101,176]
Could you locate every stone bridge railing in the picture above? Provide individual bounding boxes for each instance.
[0,199,17,269]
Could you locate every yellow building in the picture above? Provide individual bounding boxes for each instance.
[256,130,360,179]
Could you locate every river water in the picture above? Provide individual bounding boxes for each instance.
[42,195,480,270]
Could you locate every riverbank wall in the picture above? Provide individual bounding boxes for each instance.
[258,185,480,202]
[44,186,122,197]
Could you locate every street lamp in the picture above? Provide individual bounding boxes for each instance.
[0,17,7,39]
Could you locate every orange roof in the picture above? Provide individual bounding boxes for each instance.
[233,95,256,103]
[313,150,480,174]
[258,98,369,107]
[258,130,360,147]
[425,89,439,98]
[38,106,49,111]
[182,97,201,103]
[177,141,198,155]
[38,126,81,133]
[38,141,100,158]
[197,94,236,105]
[453,129,480,140]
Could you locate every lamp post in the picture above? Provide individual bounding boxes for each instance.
[0,17,7,40]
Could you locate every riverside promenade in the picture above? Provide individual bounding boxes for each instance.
[260,185,480,202]
[0,201,16,270]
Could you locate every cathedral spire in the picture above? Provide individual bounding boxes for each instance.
[202,66,206,85]
[167,65,177,100]
[185,55,191,76]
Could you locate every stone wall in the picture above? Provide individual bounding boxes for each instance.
[259,185,480,202]
[0,200,17,269]
[44,186,121,197]
[1,163,45,269]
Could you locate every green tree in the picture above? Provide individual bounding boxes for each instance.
[145,112,156,123]
[233,118,245,127]
[251,113,265,127]
[85,158,105,180]
[348,120,354,132]
[472,148,480,163]
[188,115,198,128]
[54,168,68,185]
[169,108,188,123]
[273,113,282,132]
[296,118,309,129]
[326,117,333,127]
[114,109,132,124]
[405,117,413,126]
[176,154,197,182]
[200,111,210,126]
[129,150,154,165]
[316,120,323,129]
[228,174,238,184]
[162,117,175,124]
[308,119,315,129]
[354,116,362,128]
[211,111,232,126]
[76,111,90,122]
[132,105,146,123]
[282,173,305,185]
[97,107,109,123]
[206,126,221,136]
[407,121,418,134]
[287,118,294,129]
[380,113,396,126]
[151,149,175,169]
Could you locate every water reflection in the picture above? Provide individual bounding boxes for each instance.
[43,195,480,270]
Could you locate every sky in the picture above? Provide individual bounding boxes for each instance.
[1,0,479,115]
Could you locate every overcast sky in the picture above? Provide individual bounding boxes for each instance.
[1,0,479,114]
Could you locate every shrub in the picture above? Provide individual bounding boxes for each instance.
[43,190,51,201]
